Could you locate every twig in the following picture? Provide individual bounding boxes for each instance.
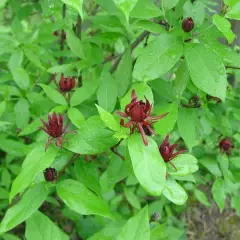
[226,66,240,70]
[110,31,150,73]
[110,139,125,160]
[59,4,66,65]
[58,154,80,178]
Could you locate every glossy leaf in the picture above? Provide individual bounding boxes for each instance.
[0,183,48,234]
[128,134,166,196]
[116,206,150,240]
[57,179,112,218]
[68,107,85,128]
[133,34,183,81]
[184,43,227,101]
[163,178,188,205]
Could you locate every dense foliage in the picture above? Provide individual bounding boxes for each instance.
[0,0,240,239]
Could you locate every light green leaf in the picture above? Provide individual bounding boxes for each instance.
[226,2,240,20]
[97,70,117,112]
[121,82,153,110]
[66,28,85,59]
[57,179,112,219]
[64,116,118,155]
[124,187,141,209]
[14,99,29,129]
[68,107,85,128]
[24,48,45,70]
[70,77,99,107]
[38,84,67,106]
[128,134,166,196]
[167,154,199,176]
[11,68,30,90]
[177,108,198,151]
[163,0,180,10]
[61,0,84,19]
[163,178,188,205]
[96,105,120,131]
[2,233,21,240]
[117,206,150,240]
[25,211,69,240]
[47,63,78,74]
[212,14,235,44]
[133,34,183,81]
[154,103,178,135]
[75,160,101,196]
[8,49,23,70]
[10,146,58,202]
[212,178,226,212]
[184,43,227,101]
[131,0,162,19]
[0,101,6,118]
[199,156,222,177]
[113,0,139,22]
[194,189,211,207]
[0,183,48,234]
[115,49,132,98]
[135,20,166,34]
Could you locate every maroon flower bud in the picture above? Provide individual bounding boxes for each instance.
[182,17,194,32]
[219,138,233,155]
[116,90,168,146]
[44,168,57,182]
[53,31,59,36]
[59,73,76,92]
[159,135,186,170]
[40,112,71,151]
[151,212,161,222]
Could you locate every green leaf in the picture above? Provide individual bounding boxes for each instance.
[96,105,120,131]
[8,49,23,70]
[1,169,11,189]
[0,101,6,118]
[24,48,45,70]
[177,108,198,151]
[57,179,112,219]
[184,43,227,101]
[0,183,48,234]
[167,154,199,176]
[38,84,67,106]
[194,189,211,207]
[2,233,21,240]
[133,34,183,81]
[135,20,166,34]
[70,77,99,107]
[64,116,118,154]
[66,28,85,59]
[115,49,132,98]
[0,187,9,200]
[18,118,42,136]
[154,103,178,135]
[117,206,150,240]
[75,160,101,196]
[11,68,30,90]
[121,82,153,110]
[10,146,58,202]
[124,187,141,209]
[25,211,69,240]
[226,2,240,20]
[199,156,222,177]
[97,70,117,112]
[128,134,166,196]
[212,14,235,44]
[14,99,29,129]
[163,0,180,10]
[151,224,184,240]
[47,63,78,74]
[212,178,226,212]
[61,0,84,19]
[131,0,162,19]
[0,139,29,157]
[113,0,139,22]
[68,107,85,128]
[163,178,188,205]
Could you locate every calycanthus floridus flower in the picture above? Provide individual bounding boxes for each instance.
[116,89,168,146]
[40,112,71,151]
[219,137,234,155]
[159,135,186,170]
[59,73,76,92]
[44,167,57,182]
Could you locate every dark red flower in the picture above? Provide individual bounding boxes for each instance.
[40,112,70,151]
[59,73,76,92]
[116,90,168,146]
[44,168,57,182]
[219,138,233,155]
[159,135,186,170]
[182,17,194,32]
